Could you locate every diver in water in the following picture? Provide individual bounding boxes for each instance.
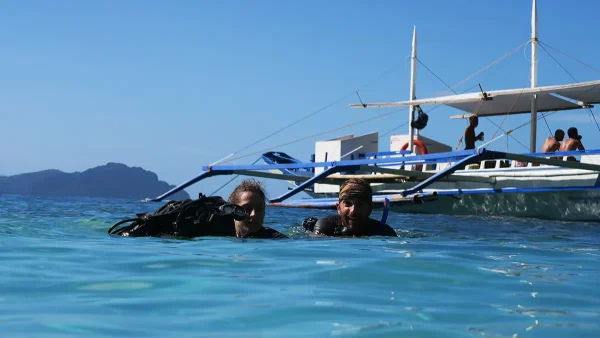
[108,178,287,239]
[306,178,397,237]
[223,179,287,239]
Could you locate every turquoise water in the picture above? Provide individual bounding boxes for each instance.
[1,194,599,337]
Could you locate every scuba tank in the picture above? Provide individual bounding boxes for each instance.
[108,193,245,238]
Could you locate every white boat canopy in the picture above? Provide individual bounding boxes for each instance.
[350,80,600,118]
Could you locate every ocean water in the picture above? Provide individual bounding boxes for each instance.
[1,194,599,338]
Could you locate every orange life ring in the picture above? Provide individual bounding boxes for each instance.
[400,139,428,171]
[400,139,428,155]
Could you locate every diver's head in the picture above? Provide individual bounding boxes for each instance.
[228,179,266,237]
[336,178,373,234]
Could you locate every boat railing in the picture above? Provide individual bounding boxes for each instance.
[430,149,600,173]
[359,150,411,158]
[368,148,600,174]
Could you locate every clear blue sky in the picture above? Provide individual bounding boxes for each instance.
[2,0,600,200]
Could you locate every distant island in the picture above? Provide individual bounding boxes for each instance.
[0,162,190,200]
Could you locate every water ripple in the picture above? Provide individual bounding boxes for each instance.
[1,194,599,337]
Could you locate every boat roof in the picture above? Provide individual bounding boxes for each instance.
[350,80,600,118]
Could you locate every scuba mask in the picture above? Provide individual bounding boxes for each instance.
[218,203,246,221]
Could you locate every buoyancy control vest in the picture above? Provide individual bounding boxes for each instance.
[301,197,391,235]
[108,194,245,238]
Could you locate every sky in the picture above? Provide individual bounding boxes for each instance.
[2,0,600,200]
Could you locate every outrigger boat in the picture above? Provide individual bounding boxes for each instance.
[152,0,600,222]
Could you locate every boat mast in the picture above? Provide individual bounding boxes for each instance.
[408,25,417,152]
[530,0,538,152]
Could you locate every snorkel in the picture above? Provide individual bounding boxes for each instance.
[380,197,390,226]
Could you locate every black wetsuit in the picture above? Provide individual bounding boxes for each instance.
[239,227,288,239]
[313,215,397,237]
[218,221,288,239]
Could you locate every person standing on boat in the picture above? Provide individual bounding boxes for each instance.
[463,115,484,150]
[540,129,565,153]
[559,127,585,161]
[224,179,288,238]
[308,178,397,237]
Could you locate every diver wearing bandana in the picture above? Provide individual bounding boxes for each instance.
[311,178,397,237]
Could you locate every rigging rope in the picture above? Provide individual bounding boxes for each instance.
[215,62,405,165]
[489,79,531,142]
[539,41,600,134]
[514,110,560,132]
[219,40,530,165]
[209,158,261,196]
[588,108,600,134]
[477,109,561,150]
[539,44,578,82]
[542,115,553,136]
[223,108,405,164]
[436,40,529,97]
[539,42,600,75]
[379,121,409,140]
[416,59,454,93]
[417,56,529,150]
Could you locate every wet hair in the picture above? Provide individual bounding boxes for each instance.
[554,129,565,138]
[339,178,372,202]
[567,127,579,138]
[228,179,267,205]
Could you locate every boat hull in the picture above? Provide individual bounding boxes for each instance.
[393,189,600,222]
[279,165,600,222]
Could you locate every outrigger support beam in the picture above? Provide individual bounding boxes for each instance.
[357,165,494,183]
[492,151,600,171]
[222,170,344,185]
[149,168,351,202]
[269,191,439,209]
[150,150,480,201]
[269,165,360,203]
[401,151,488,196]
[150,148,600,202]
[400,149,600,196]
